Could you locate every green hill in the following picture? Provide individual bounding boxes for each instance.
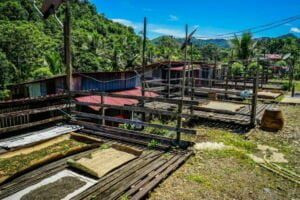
[0,0,142,87]
[152,36,230,48]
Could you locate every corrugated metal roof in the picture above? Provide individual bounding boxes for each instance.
[75,87,158,111]
[0,125,82,149]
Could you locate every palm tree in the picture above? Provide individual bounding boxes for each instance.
[45,52,63,75]
[231,32,257,88]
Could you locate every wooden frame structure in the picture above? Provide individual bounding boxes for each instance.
[0,93,194,200]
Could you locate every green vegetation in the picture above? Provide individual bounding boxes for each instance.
[0,0,142,92]
[149,105,300,200]
[0,139,87,177]
[144,119,176,138]
[147,139,160,149]
[0,0,299,99]
[186,174,211,186]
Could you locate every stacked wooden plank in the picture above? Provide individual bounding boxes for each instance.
[0,129,193,200]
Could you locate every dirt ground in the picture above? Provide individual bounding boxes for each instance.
[149,105,300,200]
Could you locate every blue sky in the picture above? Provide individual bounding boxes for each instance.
[91,0,300,39]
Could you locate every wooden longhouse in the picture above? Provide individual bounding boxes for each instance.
[8,71,139,99]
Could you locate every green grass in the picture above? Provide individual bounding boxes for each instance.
[186,174,211,186]
[99,143,111,150]
[147,140,160,149]
[194,128,257,153]
[270,79,300,91]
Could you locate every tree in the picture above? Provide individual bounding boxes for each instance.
[231,62,244,76]
[45,52,63,74]
[155,36,180,60]
[231,32,257,86]
[0,21,56,83]
[231,32,256,62]
[200,44,219,61]
[0,51,14,89]
[31,67,53,80]
[0,1,29,21]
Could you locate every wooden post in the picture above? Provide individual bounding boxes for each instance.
[209,68,213,88]
[65,0,72,92]
[292,84,295,97]
[64,0,73,116]
[100,93,105,126]
[225,64,230,99]
[167,59,171,98]
[288,58,295,92]
[176,24,188,144]
[213,55,217,87]
[243,61,247,90]
[250,70,258,127]
[141,17,147,122]
[190,44,195,115]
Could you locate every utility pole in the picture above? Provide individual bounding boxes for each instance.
[64,0,73,92]
[141,17,147,122]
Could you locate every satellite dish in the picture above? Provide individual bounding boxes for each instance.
[282,53,291,60]
[41,0,64,19]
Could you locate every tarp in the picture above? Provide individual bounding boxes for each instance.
[0,125,82,149]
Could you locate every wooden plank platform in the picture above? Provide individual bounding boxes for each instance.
[0,127,193,200]
[146,100,274,126]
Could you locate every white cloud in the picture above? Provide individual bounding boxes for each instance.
[151,28,185,38]
[111,19,139,29]
[290,27,300,33]
[168,15,179,21]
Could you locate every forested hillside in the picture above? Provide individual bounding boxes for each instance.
[0,0,142,87]
[0,0,299,99]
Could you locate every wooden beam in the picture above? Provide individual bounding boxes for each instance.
[73,101,191,118]
[71,120,193,148]
[72,111,196,135]
[72,91,199,105]
[0,104,72,118]
[0,94,68,106]
[71,122,170,150]
[193,106,250,116]
[0,116,65,134]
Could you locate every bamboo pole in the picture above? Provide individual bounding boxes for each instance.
[65,0,72,92]
[141,17,147,123]
[250,68,259,127]
[167,59,171,98]
[190,44,195,115]
[176,24,188,144]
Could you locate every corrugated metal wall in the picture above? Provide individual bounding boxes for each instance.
[81,72,138,92]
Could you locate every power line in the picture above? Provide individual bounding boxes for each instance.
[196,15,300,39]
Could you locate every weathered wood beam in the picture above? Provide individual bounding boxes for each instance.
[0,94,68,106]
[0,116,65,134]
[193,106,250,116]
[72,91,199,105]
[72,111,196,135]
[73,101,191,118]
[0,104,72,118]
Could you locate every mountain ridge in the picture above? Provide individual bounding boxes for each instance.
[151,33,299,48]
